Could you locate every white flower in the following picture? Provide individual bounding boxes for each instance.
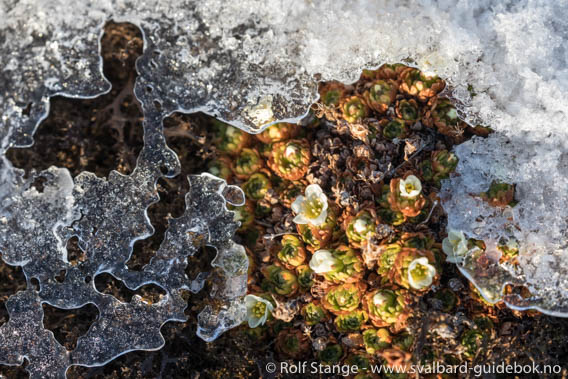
[407,257,436,290]
[309,249,339,273]
[442,229,470,264]
[285,144,299,158]
[244,294,273,328]
[399,175,422,198]
[291,184,328,226]
[353,218,369,234]
[373,292,389,307]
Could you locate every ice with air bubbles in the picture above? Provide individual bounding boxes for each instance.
[1,0,568,377]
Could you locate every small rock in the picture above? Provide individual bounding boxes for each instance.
[432,322,457,339]
[500,322,513,335]
[271,297,301,322]
[448,278,464,292]
[313,336,327,351]
[428,297,445,311]
[341,333,364,348]
[313,323,327,338]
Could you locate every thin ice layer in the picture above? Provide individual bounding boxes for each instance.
[0,163,247,377]
[5,1,565,138]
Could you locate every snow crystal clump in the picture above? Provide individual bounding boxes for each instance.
[441,133,568,314]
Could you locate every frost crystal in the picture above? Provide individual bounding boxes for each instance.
[1,0,568,377]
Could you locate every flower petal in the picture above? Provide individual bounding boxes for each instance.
[248,315,262,328]
[399,175,422,198]
[448,229,465,245]
[309,249,337,273]
[455,240,469,256]
[353,219,368,234]
[317,192,328,208]
[408,257,436,290]
[373,292,388,306]
[291,196,305,214]
[305,184,323,198]
[310,209,327,226]
[293,214,309,224]
[245,294,261,307]
[442,237,454,256]
[265,301,274,313]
